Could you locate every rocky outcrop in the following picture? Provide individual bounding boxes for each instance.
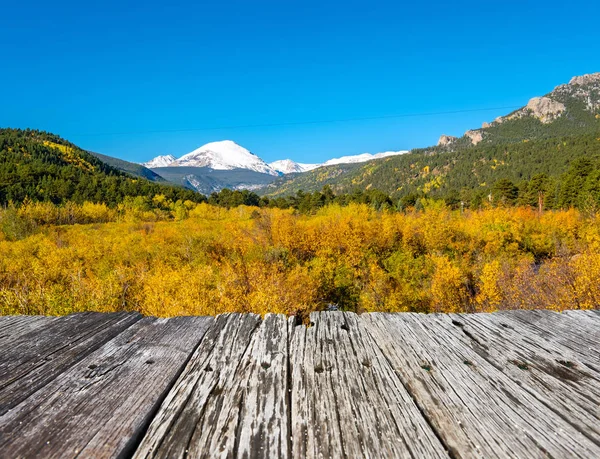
[465,130,483,145]
[432,72,600,150]
[437,135,458,147]
[525,97,566,123]
[569,73,600,86]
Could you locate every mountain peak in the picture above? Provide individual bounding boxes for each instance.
[569,72,600,86]
[438,71,600,149]
[269,159,320,174]
[142,154,176,168]
[193,140,252,155]
[146,140,280,176]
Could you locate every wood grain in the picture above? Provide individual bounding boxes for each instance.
[0,316,212,458]
[0,311,141,415]
[450,311,600,448]
[494,309,600,368]
[0,309,598,458]
[363,312,600,458]
[289,311,448,458]
[134,313,265,458]
[0,315,57,346]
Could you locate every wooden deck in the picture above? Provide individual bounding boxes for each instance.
[0,310,599,458]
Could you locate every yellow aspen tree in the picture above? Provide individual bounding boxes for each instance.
[476,260,503,312]
[429,255,467,313]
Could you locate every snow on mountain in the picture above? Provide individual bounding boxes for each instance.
[269,159,320,174]
[142,154,176,168]
[322,150,408,167]
[174,141,280,176]
[142,141,409,176]
[270,150,409,174]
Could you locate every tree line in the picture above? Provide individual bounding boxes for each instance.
[3,128,600,216]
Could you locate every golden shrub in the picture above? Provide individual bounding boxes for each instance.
[1,202,599,317]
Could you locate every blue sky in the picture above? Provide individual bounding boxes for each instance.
[1,0,599,164]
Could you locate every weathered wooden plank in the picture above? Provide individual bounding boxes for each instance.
[362,312,600,458]
[493,309,600,368]
[0,316,212,458]
[0,311,141,415]
[449,311,600,447]
[0,315,57,346]
[455,310,600,371]
[233,314,289,458]
[529,309,600,338]
[134,313,269,458]
[0,309,597,459]
[289,312,448,459]
[563,309,600,326]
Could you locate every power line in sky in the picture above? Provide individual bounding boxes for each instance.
[73,106,520,137]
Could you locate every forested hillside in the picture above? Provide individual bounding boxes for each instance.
[472,73,600,145]
[0,128,204,206]
[265,134,600,209]
[265,74,600,202]
[4,127,600,215]
[88,151,167,182]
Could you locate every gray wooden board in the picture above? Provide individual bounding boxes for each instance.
[563,309,600,326]
[538,310,600,338]
[449,311,600,447]
[134,313,276,459]
[454,310,600,373]
[0,311,141,415]
[0,316,212,458]
[289,311,448,459]
[0,315,57,346]
[362,312,600,458]
[0,309,599,458]
[493,310,600,369]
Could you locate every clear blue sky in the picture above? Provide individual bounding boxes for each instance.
[1,0,599,164]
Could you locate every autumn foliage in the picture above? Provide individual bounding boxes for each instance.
[1,200,599,317]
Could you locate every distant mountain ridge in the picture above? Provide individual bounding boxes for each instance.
[263,72,600,198]
[88,151,166,182]
[321,150,408,166]
[140,141,409,192]
[153,167,278,195]
[143,142,408,175]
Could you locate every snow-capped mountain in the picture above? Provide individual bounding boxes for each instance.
[144,141,280,176]
[142,141,409,177]
[143,154,176,168]
[269,159,320,174]
[322,150,408,167]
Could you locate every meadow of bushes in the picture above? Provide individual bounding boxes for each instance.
[1,198,599,318]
